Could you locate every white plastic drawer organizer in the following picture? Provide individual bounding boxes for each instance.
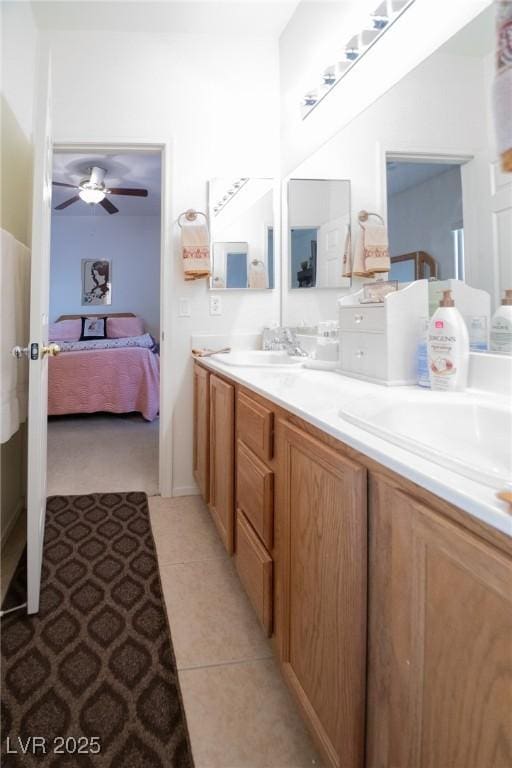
[338,280,428,385]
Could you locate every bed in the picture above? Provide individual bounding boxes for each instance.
[48,313,160,421]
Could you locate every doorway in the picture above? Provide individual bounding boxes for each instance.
[46,144,169,496]
[385,156,465,282]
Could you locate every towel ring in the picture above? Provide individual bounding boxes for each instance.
[178,209,209,228]
[358,209,385,225]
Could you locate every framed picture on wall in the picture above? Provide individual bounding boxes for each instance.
[81,259,112,305]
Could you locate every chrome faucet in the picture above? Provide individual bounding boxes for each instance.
[262,326,308,357]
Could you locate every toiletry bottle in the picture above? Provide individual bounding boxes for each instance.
[417,318,430,387]
[428,290,469,391]
[490,289,512,355]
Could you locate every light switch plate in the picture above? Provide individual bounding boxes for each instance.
[178,298,191,317]
[210,295,222,316]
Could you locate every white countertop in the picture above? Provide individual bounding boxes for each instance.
[198,357,512,539]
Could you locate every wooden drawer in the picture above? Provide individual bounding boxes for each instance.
[237,440,274,549]
[235,510,273,636]
[237,391,273,462]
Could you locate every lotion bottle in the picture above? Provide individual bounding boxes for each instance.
[428,290,469,391]
[490,289,512,355]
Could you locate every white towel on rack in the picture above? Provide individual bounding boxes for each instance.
[1,228,30,444]
[248,261,267,289]
[181,219,211,281]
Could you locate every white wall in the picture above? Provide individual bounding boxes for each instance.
[279,0,493,174]
[1,1,37,140]
[282,49,489,325]
[43,27,280,494]
[388,167,463,280]
[288,179,349,227]
[50,215,161,337]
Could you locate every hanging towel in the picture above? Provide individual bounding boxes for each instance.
[248,261,267,289]
[362,222,390,274]
[1,228,30,444]
[352,221,390,277]
[181,219,211,281]
[493,1,512,172]
[342,226,352,277]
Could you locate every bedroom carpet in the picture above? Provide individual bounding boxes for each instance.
[1,492,193,768]
[47,414,159,496]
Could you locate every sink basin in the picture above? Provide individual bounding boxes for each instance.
[339,389,512,489]
[212,350,304,368]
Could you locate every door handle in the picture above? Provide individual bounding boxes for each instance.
[41,343,60,357]
[12,346,29,359]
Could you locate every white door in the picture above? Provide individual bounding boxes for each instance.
[27,54,53,614]
[316,216,348,288]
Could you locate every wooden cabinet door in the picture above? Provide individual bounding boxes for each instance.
[275,419,367,768]
[367,475,512,768]
[193,364,210,502]
[209,374,235,554]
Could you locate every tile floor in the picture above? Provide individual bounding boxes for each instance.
[149,495,323,768]
[1,488,322,766]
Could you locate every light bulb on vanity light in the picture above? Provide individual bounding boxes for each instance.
[79,187,106,204]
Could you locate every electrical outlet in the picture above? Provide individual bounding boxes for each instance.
[210,295,222,316]
[178,298,191,317]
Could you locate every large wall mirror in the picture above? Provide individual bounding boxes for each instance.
[288,179,351,289]
[377,5,507,318]
[209,178,274,290]
[284,4,509,353]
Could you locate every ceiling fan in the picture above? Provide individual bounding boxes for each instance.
[52,166,148,214]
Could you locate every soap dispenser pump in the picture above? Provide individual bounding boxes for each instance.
[428,290,469,391]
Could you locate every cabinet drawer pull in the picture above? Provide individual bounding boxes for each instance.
[356,349,365,358]
[354,314,363,323]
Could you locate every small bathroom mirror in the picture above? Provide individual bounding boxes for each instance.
[208,177,275,290]
[288,178,351,289]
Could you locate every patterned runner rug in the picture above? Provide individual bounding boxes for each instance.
[1,492,194,767]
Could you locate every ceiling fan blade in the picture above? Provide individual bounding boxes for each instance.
[107,187,148,197]
[100,197,119,215]
[54,195,80,210]
[52,181,78,189]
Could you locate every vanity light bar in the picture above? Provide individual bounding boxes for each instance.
[213,177,249,216]
[301,0,416,119]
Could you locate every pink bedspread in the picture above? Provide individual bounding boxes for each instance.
[48,347,160,421]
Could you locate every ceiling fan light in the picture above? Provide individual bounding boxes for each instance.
[79,188,106,204]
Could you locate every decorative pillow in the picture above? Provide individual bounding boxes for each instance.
[49,319,82,342]
[106,316,144,339]
[80,316,106,341]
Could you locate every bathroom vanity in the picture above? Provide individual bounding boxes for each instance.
[193,359,512,768]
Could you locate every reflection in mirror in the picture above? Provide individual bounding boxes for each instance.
[387,160,463,283]
[288,179,351,289]
[209,178,274,290]
[288,6,509,351]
